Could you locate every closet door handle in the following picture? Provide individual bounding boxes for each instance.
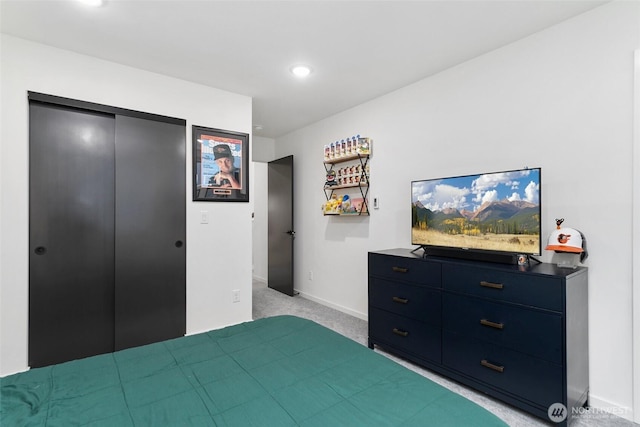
[175,240,184,248]
[34,246,47,255]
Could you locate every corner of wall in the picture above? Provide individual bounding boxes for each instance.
[632,48,640,425]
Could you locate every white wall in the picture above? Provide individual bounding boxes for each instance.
[253,135,276,163]
[0,35,254,376]
[275,1,639,421]
[252,162,269,284]
[251,136,275,284]
[633,48,640,425]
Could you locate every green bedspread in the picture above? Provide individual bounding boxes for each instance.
[1,315,508,426]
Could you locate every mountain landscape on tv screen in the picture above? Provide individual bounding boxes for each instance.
[412,199,540,236]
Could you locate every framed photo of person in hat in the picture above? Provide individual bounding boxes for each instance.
[192,125,249,202]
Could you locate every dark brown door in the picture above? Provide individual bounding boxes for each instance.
[268,155,294,296]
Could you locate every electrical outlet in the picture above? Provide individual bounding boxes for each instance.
[232,289,240,303]
[308,271,313,281]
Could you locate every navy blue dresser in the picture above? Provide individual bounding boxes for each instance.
[368,248,588,426]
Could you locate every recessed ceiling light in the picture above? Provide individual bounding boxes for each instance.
[290,65,312,78]
[77,0,104,7]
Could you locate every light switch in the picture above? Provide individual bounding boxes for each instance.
[200,211,209,224]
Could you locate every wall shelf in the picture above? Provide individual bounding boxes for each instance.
[322,145,370,216]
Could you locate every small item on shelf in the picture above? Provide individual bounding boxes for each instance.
[342,195,351,212]
[341,197,366,215]
[363,164,370,183]
[322,194,343,215]
[325,169,338,187]
[330,142,336,159]
[324,145,330,161]
[352,198,367,214]
[356,136,372,155]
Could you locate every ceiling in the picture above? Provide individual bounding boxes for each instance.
[1,0,608,139]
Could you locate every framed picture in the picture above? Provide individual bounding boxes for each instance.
[192,125,249,202]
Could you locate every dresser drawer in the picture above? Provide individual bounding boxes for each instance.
[443,331,562,408]
[369,278,441,325]
[442,264,562,311]
[369,253,441,287]
[369,307,441,363]
[442,293,562,364]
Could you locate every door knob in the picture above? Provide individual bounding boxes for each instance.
[286,230,296,237]
[34,246,47,255]
[175,240,184,248]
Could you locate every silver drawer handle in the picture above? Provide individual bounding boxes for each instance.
[392,296,409,304]
[392,266,408,273]
[481,359,504,373]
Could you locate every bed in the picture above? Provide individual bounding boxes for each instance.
[1,315,508,426]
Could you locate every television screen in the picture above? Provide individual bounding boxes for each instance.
[411,168,541,256]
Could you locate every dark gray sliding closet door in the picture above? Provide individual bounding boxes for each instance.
[29,93,186,368]
[114,115,186,350]
[29,103,116,368]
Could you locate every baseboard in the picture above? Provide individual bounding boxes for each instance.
[586,394,634,422]
[252,275,267,284]
[294,289,368,321]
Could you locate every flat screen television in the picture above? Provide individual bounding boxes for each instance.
[411,167,541,263]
